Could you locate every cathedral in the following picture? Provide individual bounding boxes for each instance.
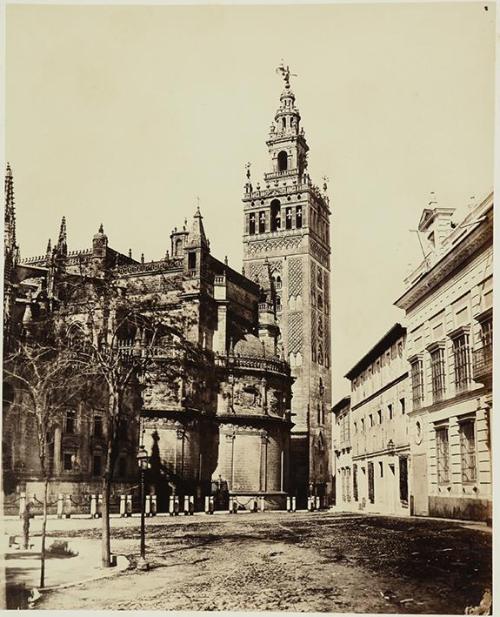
[3,70,332,511]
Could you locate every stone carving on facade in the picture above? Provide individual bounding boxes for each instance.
[233,382,262,409]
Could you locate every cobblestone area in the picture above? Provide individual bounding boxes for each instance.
[21,512,491,613]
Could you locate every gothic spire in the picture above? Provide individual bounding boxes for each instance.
[57,216,68,256]
[4,162,17,253]
[187,203,209,250]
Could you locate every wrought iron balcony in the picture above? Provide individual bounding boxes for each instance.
[473,344,492,385]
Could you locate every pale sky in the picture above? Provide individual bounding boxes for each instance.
[5,2,495,400]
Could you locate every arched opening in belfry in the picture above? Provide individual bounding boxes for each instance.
[270,199,281,232]
[278,151,288,172]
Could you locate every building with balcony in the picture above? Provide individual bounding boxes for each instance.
[395,192,493,522]
[343,323,411,516]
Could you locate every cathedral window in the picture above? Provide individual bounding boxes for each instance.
[188,251,197,270]
[175,238,183,256]
[259,211,266,234]
[65,409,76,434]
[282,118,286,130]
[296,206,302,228]
[270,200,281,231]
[285,207,293,230]
[92,454,102,477]
[249,213,256,235]
[278,150,288,171]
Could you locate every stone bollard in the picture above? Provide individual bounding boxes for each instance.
[183,495,190,515]
[64,494,72,518]
[259,496,265,512]
[19,492,26,519]
[286,496,291,512]
[251,498,258,513]
[174,495,180,515]
[292,496,297,512]
[90,494,97,518]
[315,496,321,511]
[151,495,157,516]
[126,495,132,517]
[120,494,127,517]
[145,495,151,517]
[307,496,314,512]
[229,496,238,514]
[169,495,175,516]
[97,494,103,518]
[205,495,214,514]
[57,493,64,519]
[189,495,195,515]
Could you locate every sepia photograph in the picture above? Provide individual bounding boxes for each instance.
[1,1,495,613]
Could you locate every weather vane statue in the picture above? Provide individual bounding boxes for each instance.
[276,61,297,89]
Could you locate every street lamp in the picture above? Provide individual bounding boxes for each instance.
[136,445,150,570]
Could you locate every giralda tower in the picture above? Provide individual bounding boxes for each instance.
[242,66,332,505]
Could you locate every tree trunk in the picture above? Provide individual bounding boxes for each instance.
[40,477,49,588]
[101,473,111,568]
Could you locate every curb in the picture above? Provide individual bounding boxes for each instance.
[41,554,130,592]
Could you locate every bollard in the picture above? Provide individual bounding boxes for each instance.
[307,496,314,512]
[292,496,297,512]
[19,492,26,519]
[169,495,175,516]
[252,498,258,513]
[120,494,126,517]
[228,496,233,514]
[97,494,103,518]
[286,496,291,512]
[204,496,211,514]
[145,495,151,517]
[64,494,72,518]
[126,495,132,517]
[259,496,265,512]
[151,494,157,516]
[189,495,195,515]
[315,495,321,511]
[183,495,190,515]
[90,494,97,518]
[57,493,64,519]
[209,495,214,514]
[174,495,180,516]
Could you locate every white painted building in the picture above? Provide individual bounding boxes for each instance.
[395,193,493,522]
[342,324,411,516]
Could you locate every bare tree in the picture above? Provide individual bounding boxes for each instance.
[3,336,85,588]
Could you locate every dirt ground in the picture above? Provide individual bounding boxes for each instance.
[33,512,491,613]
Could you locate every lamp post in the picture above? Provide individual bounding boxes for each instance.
[136,445,149,570]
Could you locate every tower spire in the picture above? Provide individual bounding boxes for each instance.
[57,216,68,257]
[187,201,209,250]
[4,162,17,255]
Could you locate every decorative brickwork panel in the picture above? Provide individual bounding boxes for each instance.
[288,258,303,298]
[311,309,317,362]
[288,313,303,354]
[246,235,302,255]
[249,262,264,284]
[269,260,282,274]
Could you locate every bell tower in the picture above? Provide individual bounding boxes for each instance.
[242,66,332,506]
